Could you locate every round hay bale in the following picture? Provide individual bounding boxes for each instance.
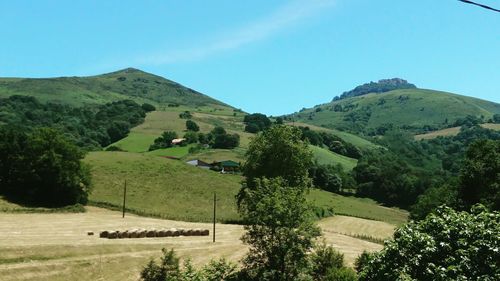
[119,231,129,239]
[146,229,156,237]
[129,230,139,238]
[178,228,187,236]
[193,229,202,236]
[171,228,180,236]
[108,231,118,239]
[99,231,109,238]
[138,229,147,238]
[201,229,209,236]
[186,229,195,236]
[165,229,173,237]
[157,230,166,237]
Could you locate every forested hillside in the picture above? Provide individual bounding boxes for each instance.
[0,95,149,149]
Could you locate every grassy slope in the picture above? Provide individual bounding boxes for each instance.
[0,68,232,109]
[310,145,358,171]
[289,122,379,150]
[308,189,408,225]
[293,89,500,132]
[85,151,242,222]
[83,151,407,225]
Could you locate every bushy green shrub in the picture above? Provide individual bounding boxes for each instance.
[359,205,500,281]
[354,251,373,274]
[142,103,156,112]
[310,243,346,280]
[140,249,238,281]
[186,120,200,132]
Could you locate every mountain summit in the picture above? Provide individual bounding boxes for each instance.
[0,68,230,108]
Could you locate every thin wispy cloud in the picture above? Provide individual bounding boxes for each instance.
[136,0,335,65]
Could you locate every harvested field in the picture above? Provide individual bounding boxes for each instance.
[414,126,461,140]
[318,215,395,241]
[0,207,384,281]
[414,123,500,140]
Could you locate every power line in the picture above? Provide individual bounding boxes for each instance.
[458,0,500,12]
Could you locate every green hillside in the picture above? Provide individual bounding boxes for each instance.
[84,151,407,224]
[289,122,380,150]
[290,88,500,134]
[310,145,358,171]
[0,68,232,109]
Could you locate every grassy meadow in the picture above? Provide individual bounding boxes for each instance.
[185,148,247,163]
[85,151,243,222]
[308,189,408,225]
[83,151,407,225]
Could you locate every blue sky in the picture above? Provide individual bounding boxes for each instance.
[0,0,498,115]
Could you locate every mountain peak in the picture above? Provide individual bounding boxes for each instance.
[333,78,417,101]
[103,67,148,76]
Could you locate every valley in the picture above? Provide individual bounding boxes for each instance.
[0,68,498,281]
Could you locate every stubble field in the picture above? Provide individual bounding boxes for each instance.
[0,207,388,281]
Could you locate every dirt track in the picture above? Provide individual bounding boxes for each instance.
[0,207,384,281]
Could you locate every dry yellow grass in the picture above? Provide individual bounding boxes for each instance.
[414,127,461,140]
[318,215,395,241]
[415,123,500,140]
[0,208,384,281]
[481,123,500,130]
[132,111,212,136]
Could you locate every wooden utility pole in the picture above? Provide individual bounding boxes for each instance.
[213,192,216,243]
[122,180,127,218]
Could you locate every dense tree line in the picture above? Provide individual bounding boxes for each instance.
[0,95,147,149]
[352,150,432,208]
[411,139,499,219]
[422,125,500,173]
[149,126,240,151]
[349,125,500,215]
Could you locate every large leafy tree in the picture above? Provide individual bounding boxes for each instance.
[359,205,500,281]
[238,177,320,281]
[236,125,321,280]
[244,113,272,133]
[459,139,499,210]
[0,127,91,207]
[242,125,313,189]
